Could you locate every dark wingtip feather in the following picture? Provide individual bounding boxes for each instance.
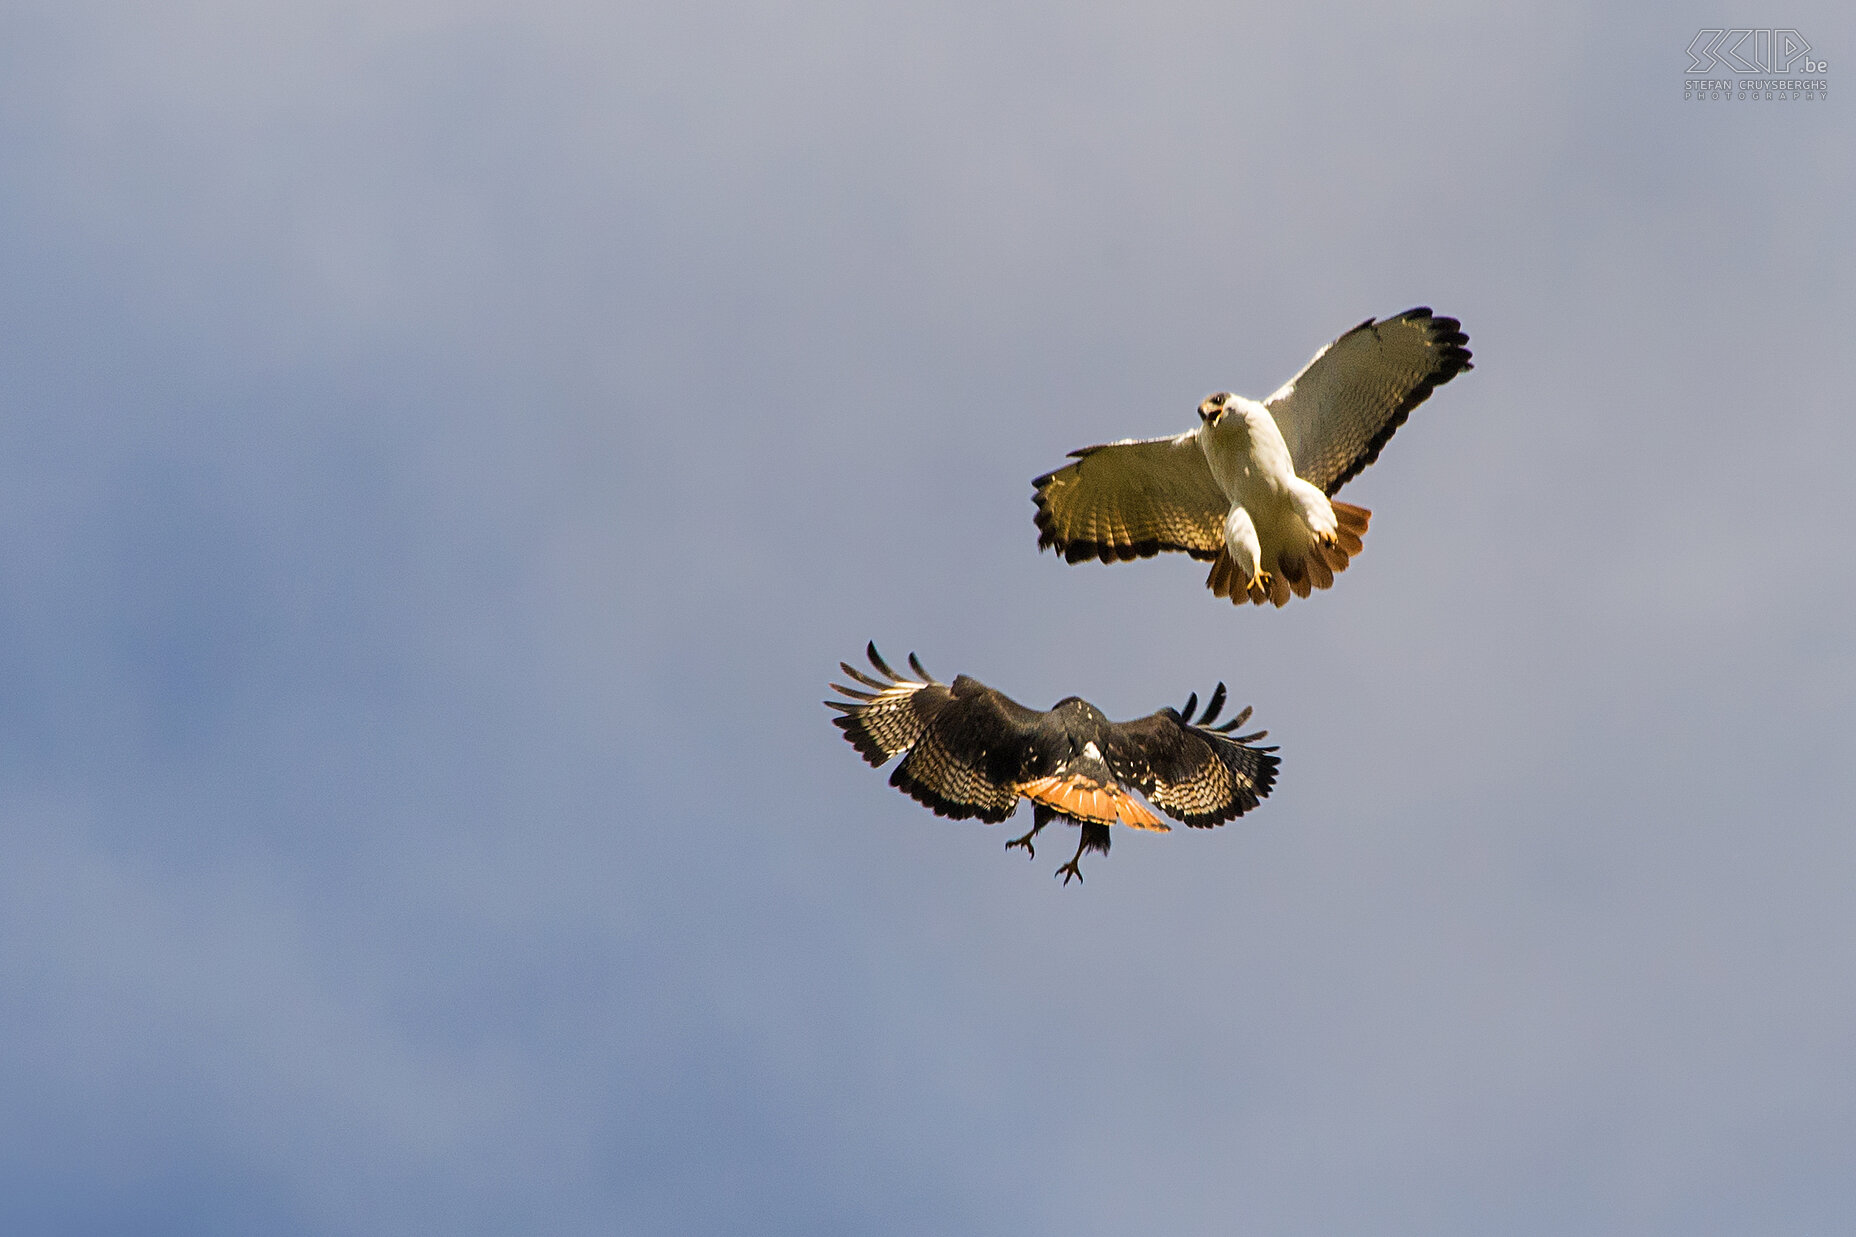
[1197,683,1227,727]
[1209,704,1254,733]
[907,652,931,682]
[1179,691,1198,722]
[865,642,898,680]
[1323,308,1474,497]
[840,662,890,690]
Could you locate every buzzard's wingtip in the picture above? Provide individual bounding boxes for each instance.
[864,642,900,681]
[840,661,888,690]
[1205,682,1227,726]
[1211,704,1254,733]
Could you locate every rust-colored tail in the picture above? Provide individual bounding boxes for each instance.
[1203,501,1372,607]
[1019,775,1168,831]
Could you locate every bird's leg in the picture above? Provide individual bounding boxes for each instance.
[1009,806,1054,854]
[1005,822,1042,859]
[1288,479,1339,550]
[1221,507,1265,598]
[1055,832,1090,886]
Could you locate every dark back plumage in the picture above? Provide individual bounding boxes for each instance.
[827,643,1280,881]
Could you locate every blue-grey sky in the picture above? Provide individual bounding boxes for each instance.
[2,2,1852,1233]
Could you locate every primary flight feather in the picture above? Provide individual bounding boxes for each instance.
[827,643,1279,884]
[1032,307,1472,605]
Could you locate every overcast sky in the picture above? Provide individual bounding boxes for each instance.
[1,2,1852,1233]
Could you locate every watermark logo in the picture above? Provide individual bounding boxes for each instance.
[1684,29,1828,101]
[1686,29,1821,74]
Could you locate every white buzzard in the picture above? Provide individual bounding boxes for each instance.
[1033,307,1471,606]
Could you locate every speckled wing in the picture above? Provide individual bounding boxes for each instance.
[1104,683,1279,828]
[1264,307,1472,496]
[1032,432,1228,564]
[827,644,1039,823]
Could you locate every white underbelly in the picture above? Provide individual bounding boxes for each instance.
[1200,423,1325,559]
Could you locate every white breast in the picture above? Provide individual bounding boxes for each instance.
[1199,398,1298,502]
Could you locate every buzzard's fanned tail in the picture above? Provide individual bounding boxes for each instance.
[1204,549,1272,606]
[1019,774,1168,831]
[1205,500,1372,606]
[1331,501,1370,561]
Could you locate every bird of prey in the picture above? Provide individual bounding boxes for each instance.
[1032,307,1472,606]
[827,643,1279,883]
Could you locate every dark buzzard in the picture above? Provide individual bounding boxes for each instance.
[827,643,1279,883]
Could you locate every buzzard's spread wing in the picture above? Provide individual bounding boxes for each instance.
[1105,682,1279,827]
[827,644,1040,823]
[830,649,1283,881]
[1032,432,1227,564]
[1264,307,1472,496]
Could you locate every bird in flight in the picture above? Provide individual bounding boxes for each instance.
[827,643,1279,883]
[1032,307,1471,605]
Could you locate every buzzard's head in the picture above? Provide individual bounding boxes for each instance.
[1198,392,1234,424]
